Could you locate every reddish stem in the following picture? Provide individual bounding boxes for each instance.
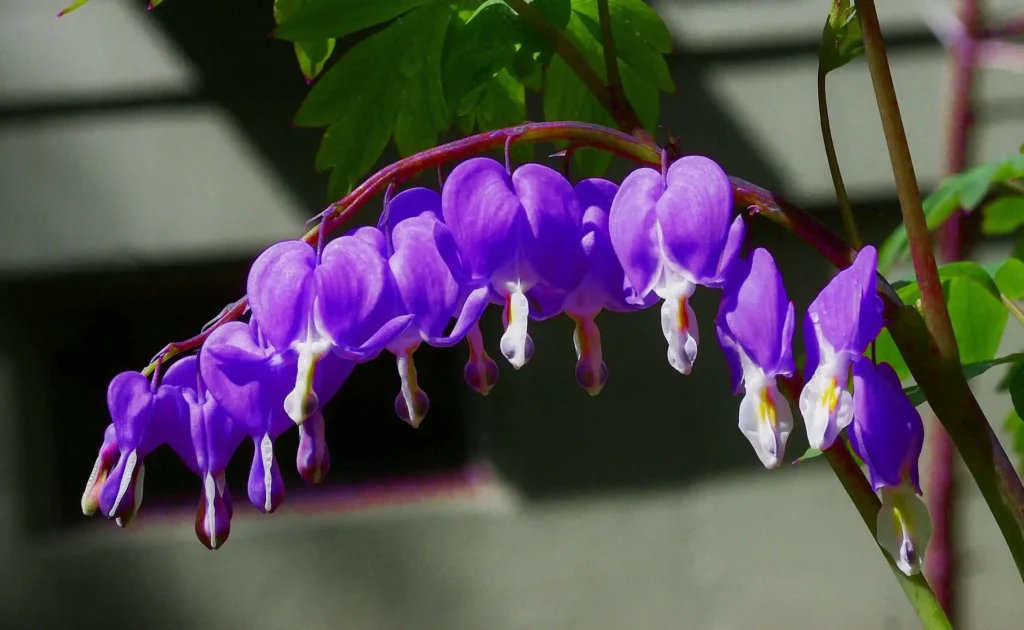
[930,0,982,619]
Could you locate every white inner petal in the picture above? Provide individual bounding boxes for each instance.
[877,485,933,576]
[260,433,275,513]
[111,449,138,517]
[738,380,793,469]
[499,285,533,369]
[204,472,218,548]
[659,293,699,375]
[798,360,853,450]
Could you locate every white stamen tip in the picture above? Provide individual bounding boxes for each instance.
[500,288,534,369]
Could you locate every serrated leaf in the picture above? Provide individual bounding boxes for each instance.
[274,0,428,41]
[317,95,400,198]
[903,353,1024,406]
[294,38,336,82]
[819,0,863,74]
[443,0,522,115]
[294,19,408,128]
[982,196,1024,235]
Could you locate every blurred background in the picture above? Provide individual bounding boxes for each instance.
[3,0,1024,627]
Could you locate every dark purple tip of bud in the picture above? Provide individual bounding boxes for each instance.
[305,77,314,85]
[464,356,499,396]
[297,413,331,484]
[575,360,609,397]
[395,389,430,429]
[195,476,232,550]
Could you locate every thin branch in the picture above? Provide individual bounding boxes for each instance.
[817,66,862,247]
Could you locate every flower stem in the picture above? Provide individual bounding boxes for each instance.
[817,66,862,247]
[825,442,953,629]
[855,0,959,363]
[596,0,628,128]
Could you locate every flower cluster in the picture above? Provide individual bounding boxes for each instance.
[82,154,931,573]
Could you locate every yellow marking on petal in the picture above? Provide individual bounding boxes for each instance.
[676,297,689,332]
[758,388,778,428]
[819,376,840,413]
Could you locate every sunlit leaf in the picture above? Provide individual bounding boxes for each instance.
[294,39,336,82]
[992,258,1024,299]
[443,1,522,115]
[982,196,1024,235]
[879,153,1024,272]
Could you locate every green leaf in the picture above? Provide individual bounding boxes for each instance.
[793,448,823,463]
[274,0,428,42]
[443,1,523,115]
[600,0,672,53]
[57,0,89,16]
[1003,409,1024,470]
[318,95,400,198]
[982,196,1024,235]
[294,39,336,81]
[394,4,452,156]
[872,263,1008,381]
[543,54,615,176]
[476,69,532,162]
[878,153,1024,272]
[517,0,572,65]
[903,353,1024,406]
[1011,369,1024,421]
[993,258,1024,299]
[819,0,864,74]
[569,0,674,92]
[946,275,1008,365]
[302,3,454,192]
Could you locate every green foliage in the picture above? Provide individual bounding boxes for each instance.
[273,0,429,42]
[819,0,863,74]
[982,196,1024,236]
[1004,409,1024,470]
[874,261,1009,381]
[902,353,1024,406]
[274,0,338,81]
[544,0,672,177]
[984,258,1024,300]
[284,0,673,199]
[878,152,1024,272]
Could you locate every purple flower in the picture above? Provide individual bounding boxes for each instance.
[93,370,189,525]
[381,187,491,425]
[848,358,930,575]
[200,320,354,514]
[161,355,243,550]
[799,246,884,449]
[81,423,119,516]
[562,178,656,394]
[442,157,588,370]
[246,232,412,424]
[610,156,744,375]
[715,248,796,468]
